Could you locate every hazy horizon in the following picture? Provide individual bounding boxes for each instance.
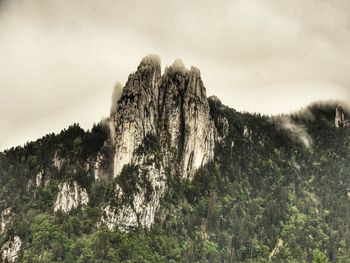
[1,0,350,150]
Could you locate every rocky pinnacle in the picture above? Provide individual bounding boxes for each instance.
[111,54,216,179]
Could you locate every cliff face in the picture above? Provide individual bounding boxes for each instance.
[0,208,11,235]
[112,55,162,178]
[103,55,217,230]
[111,55,216,180]
[54,181,89,213]
[2,55,350,261]
[159,61,216,178]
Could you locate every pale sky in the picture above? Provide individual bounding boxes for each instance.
[0,0,350,150]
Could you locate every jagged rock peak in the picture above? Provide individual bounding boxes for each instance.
[168,58,188,73]
[161,61,206,100]
[164,59,201,77]
[139,53,161,66]
[104,55,217,230]
[137,54,161,76]
[190,66,201,76]
[111,55,215,178]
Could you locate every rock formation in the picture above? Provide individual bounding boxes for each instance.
[54,181,89,213]
[101,164,166,231]
[335,105,345,128]
[335,105,350,128]
[111,55,216,179]
[52,151,64,170]
[112,54,161,178]
[159,61,216,178]
[102,55,217,230]
[1,236,22,263]
[0,208,12,235]
[35,170,50,188]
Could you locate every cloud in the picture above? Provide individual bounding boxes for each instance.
[110,82,123,116]
[1,0,350,149]
[274,116,313,149]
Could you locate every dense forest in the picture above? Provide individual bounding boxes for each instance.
[0,101,350,262]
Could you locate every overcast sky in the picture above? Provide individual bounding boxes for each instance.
[0,0,350,150]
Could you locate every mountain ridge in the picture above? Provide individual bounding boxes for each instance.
[0,55,350,262]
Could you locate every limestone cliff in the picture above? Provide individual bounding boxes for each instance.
[102,55,217,230]
[159,61,216,178]
[101,163,166,231]
[54,181,89,213]
[0,208,12,235]
[111,55,216,179]
[1,236,22,263]
[112,55,161,178]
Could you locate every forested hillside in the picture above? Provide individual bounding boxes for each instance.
[0,98,349,262]
[0,53,349,263]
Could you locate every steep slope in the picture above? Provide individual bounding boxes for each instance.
[111,55,216,179]
[0,56,349,262]
[102,55,216,230]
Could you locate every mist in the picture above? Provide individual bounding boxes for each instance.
[274,116,313,149]
[110,83,123,116]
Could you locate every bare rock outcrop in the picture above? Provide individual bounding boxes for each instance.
[111,55,216,180]
[0,208,12,235]
[54,181,89,213]
[112,54,161,177]
[159,62,216,178]
[101,163,166,231]
[335,105,350,128]
[102,55,218,231]
[1,236,22,263]
[335,105,345,128]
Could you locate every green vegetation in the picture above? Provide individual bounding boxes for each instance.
[1,103,350,262]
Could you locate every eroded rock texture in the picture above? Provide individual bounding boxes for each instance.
[0,208,12,235]
[111,55,215,179]
[102,55,217,230]
[101,164,166,231]
[54,181,89,213]
[112,55,161,178]
[1,236,22,263]
[159,62,216,179]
